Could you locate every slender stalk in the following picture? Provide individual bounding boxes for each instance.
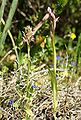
[28,43,31,77]
[8,30,19,66]
[26,42,31,91]
[52,22,56,74]
[25,42,31,120]
[1,18,19,67]
[51,20,57,119]
[47,7,58,119]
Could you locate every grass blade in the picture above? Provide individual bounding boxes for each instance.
[0,0,18,53]
[0,0,7,21]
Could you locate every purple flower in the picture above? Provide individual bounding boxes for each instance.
[31,85,38,88]
[8,100,14,105]
[71,62,77,66]
[56,56,61,60]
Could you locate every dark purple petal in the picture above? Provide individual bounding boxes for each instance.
[31,85,38,88]
[8,100,14,105]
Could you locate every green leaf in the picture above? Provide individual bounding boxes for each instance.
[48,68,57,112]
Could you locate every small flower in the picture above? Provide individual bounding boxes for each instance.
[31,85,38,88]
[71,62,77,66]
[70,33,76,40]
[56,56,61,60]
[8,100,14,105]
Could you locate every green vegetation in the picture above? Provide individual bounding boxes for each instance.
[0,0,81,120]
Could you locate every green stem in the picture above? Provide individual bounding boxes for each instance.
[52,31,56,74]
[8,30,19,67]
[26,42,31,98]
[25,42,31,120]
[51,19,57,118]
[28,43,31,77]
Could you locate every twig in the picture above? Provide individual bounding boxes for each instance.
[23,13,49,42]
[32,13,49,35]
[47,7,59,30]
[17,8,30,21]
